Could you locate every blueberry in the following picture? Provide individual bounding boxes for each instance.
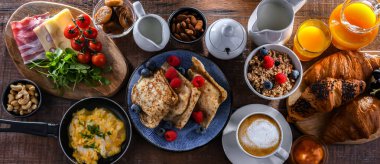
[156,128,166,136]
[196,126,207,134]
[260,47,269,56]
[145,60,158,71]
[291,70,300,80]
[177,67,186,76]
[263,81,273,90]
[140,68,152,77]
[373,69,380,80]
[275,60,280,66]
[131,104,141,113]
[163,121,173,129]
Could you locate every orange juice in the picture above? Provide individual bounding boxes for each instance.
[293,19,331,61]
[329,1,379,50]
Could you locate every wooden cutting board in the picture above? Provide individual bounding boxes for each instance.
[3,1,128,100]
[286,52,380,144]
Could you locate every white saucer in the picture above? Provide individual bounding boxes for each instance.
[222,104,292,164]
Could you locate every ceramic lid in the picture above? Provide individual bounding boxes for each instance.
[208,19,246,53]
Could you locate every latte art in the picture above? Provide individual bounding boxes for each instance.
[238,114,281,157]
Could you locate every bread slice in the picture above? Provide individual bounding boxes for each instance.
[188,57,227,129]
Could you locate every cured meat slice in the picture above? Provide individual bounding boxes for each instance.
[11,13,50,64]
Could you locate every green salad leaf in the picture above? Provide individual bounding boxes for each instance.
[28,48,111,92]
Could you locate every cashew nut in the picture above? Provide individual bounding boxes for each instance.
[10,84,22,91]
[13,105,20,110]
[18,94,30,105]
[21,101,32,110]
[8,94,14,103]
[10,90,16,95]
[26,84,35,91]
[19,111,24,115]
[31,104,37,110]
[31,97,38,104]
[28,90,35,96]
[15,89,28,100]
[10,100,19,106]
[7,104,13,111]
[34,93,39,97]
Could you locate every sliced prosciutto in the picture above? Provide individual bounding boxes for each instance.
[11,13,50,64]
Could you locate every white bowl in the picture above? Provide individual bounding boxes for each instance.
[244,44,303,100]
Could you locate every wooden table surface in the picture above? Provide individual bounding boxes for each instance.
[0,0,379,163]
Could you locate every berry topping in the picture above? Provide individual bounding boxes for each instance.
[196,126,207,134]
[262,56,274,69]
[275,73,287,84]
[167,55,181,67]
[140,68,152,77]
[131,104,141,113]
[170,77,182,88]
[192,76,205,88]
[291,70,300,80]
[191,111,204,124]
[373,69,380,80]
[156,128,166,136]
[275,60,281,66]
[145,60,157,71]
[177,67,186,76]
[263,81,273,90]
[165,67,178,80]
[260,47,269,56]
[164,130,177,142]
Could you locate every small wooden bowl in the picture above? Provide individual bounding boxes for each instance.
[1,79,42,118]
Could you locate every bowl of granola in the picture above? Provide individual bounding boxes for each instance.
[244,44,303,100]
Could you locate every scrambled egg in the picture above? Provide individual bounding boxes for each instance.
[69,108,126,164]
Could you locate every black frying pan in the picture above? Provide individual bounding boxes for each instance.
[0,97,132,163]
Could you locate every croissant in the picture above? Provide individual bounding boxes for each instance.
[323,96,380,144]
[288,78,366,122]
[303,51,380,85]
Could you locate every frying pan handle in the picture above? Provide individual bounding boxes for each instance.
[0,119,59,137]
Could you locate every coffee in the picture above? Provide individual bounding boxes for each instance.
[238,114,281,157]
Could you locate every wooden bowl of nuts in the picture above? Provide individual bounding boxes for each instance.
[1,79,42,117]
[168,7,207,44]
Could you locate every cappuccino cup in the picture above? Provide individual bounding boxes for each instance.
[236,113,289,160]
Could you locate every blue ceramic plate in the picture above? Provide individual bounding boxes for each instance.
[126,50,232,151]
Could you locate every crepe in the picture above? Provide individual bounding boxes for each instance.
[131,69,178,128]
[188,57,228,128]
[161,63,201,129]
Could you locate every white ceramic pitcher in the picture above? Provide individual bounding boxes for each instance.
[132,1,170,52]
[248,0,307,46]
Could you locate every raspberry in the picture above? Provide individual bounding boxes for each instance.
[262,56,274,69]
[191,111,204,124]
[167,55,181,67]
[165,67,178,80]
[164,130,177,142]
[170,77,182,88]
[192,76,205,88]
[275,73,287,84]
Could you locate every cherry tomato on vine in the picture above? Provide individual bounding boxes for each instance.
[89,40,102,52]
[92,53,107,67]
[76,14,91,29]
[71,36,85,51]
[63,25,79,39]
[83,27,98,39]
[77,52,91,64]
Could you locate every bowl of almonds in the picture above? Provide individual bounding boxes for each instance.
[168,7,207,44]
[2,79,42,117]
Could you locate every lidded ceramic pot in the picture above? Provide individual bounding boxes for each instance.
[205,18,247,60]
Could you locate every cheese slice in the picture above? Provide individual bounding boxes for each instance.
[40,8,74,50]
[33,24,55,52]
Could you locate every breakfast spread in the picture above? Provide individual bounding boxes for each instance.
[291,135,326,164]
[5,83,39,116]
[94,0,134,35]
[69,107,126,163]
[170,10,205,42]
[247,48,299,97]
[238,114,281,157]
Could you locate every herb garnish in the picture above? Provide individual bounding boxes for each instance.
[80,132,93,139]
[87,124,106,138]
[28,48,111,92]
[84,142,96,149]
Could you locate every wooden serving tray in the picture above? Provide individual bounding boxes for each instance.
[286,52,380,144]
[3,1,128,100]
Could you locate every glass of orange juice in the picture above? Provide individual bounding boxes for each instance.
[329,0,380,50]
[293,19,332,61]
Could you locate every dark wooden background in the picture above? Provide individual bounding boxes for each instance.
[0,0,379,163]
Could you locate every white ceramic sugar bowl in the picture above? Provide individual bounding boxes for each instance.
[205,18,247,60]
